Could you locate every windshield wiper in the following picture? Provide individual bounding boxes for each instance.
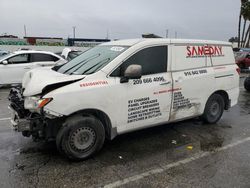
[63,53,101,74]
[79,58,111,75]
[86,58,111,74]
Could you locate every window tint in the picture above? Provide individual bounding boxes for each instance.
[31,53,59,62]
[111,46,167,77]
[8,54,30,64]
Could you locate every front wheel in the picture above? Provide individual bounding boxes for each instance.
[244,77,250,91]
[202,94,225,124]
[56,115,105,161]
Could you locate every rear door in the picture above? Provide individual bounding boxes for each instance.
[0,53,31,84]
[171,44,215,121]
[110,45,173,132]
[30,53,59,67]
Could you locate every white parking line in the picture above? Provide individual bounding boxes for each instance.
[0,117,11,121]
[104,137,250,188]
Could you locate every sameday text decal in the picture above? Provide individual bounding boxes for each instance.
[186,46,224,58]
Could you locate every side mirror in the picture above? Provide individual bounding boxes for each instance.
[120,64,142,83]
[2,60,8,65]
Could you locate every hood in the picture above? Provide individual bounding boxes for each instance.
[22,67,85,96]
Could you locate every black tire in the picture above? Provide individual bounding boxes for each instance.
[239,63,246,69]
[244,77,250,91]
[56,115,105,161]
[202,94,225,124]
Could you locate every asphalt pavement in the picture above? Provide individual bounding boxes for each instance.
[0,75,250,188]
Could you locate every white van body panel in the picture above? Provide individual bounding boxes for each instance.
[20,38,239,136]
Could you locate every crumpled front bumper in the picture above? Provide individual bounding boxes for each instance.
[9,106,31,132]
[8,86,31,131]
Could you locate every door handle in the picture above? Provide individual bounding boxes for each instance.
[160,81,171,85]
[24,67,31,69]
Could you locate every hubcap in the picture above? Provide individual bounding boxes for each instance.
[69,127,96,152]
[210,102,220,116]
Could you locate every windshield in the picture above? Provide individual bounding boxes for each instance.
[68,51,83,61]
[56,45,128,75]
[234,52,248,61]
[0,52,13,61]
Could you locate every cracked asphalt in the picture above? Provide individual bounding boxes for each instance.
[0,74,250,188]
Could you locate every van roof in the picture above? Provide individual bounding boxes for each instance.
[101,38,232,47]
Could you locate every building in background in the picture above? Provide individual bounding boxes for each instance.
[24,37,65,46]
[67,38,110,47]
[0,34,110,47]
[0,35,27,45]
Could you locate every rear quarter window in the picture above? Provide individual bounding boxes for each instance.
[31,53,59,62]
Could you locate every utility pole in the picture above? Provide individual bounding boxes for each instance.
[24,25,27,37]
[166,29,169,38]
[73,26,76,39]
[106,29,109,39]
[175,31,177,39]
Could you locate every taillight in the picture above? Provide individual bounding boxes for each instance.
[236,67,241,75]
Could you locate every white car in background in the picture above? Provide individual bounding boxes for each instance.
[0,50,66,86]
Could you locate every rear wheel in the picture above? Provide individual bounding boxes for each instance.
[202,94,225,124]
[56,115,105,161]
[244,77,250,91]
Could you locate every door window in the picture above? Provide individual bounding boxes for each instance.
[7,54,30,64]
[111,46,167,77]
[31,53,59,62]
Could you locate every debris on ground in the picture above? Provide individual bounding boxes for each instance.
[187,146,193,150]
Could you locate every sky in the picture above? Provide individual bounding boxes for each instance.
[0,0,240,41]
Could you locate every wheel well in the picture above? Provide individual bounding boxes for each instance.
[212,90,230,110]
[70,109,117,140]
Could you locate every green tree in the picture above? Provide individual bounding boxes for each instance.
[238,0,250,47]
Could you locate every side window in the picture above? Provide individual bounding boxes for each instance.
[8,54,30,64]
[111,46,167,77]
[31,53,59,62]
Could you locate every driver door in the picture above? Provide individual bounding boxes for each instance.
[110,46,173,133]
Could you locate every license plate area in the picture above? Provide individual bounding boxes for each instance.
[9,106,30,132]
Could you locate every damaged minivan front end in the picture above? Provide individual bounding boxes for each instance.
[8,69,84,140]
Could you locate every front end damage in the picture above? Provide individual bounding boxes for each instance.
[8,86,63,140]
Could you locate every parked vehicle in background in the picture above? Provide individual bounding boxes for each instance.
[0,50,66,85]
[244,76,250,91]
[9,39,239,160]
[235,51,250,69]
[0,50,9,57]
[61,48,83,61]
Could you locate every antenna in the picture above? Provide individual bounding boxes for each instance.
[24,25,27,37]
[73,26,76,39]
[166,29,168,38]
[106,29,109,39]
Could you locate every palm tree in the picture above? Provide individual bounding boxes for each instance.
[238,0,248,47]
[241,1,250,47]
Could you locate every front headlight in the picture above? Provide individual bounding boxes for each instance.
[24,97,53,110]
[37,98,53,108]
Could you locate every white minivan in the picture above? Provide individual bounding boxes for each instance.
[9,39,239,160]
